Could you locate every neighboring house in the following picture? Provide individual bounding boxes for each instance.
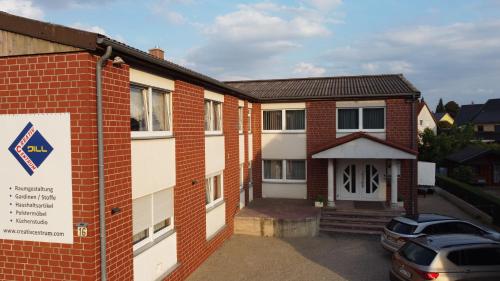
[455,99,500,143]
[434,112,454,125]
[417,100,437,134]
[446,146,500,186]
[0,12,420,281]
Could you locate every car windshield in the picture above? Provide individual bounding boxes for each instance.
[386,219,417,235]
[399,242,437,266]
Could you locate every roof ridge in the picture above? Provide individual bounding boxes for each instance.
[224,73,405,83]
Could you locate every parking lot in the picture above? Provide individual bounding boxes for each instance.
[187,194,493,281]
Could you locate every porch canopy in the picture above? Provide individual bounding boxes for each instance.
[311,132,417,207]
[312,132,416,160]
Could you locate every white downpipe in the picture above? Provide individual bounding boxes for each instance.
[327,159,334,206]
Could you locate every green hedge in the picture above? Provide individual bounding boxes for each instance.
[436,175,500,226]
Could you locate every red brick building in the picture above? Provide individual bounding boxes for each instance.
[0,12,419,281]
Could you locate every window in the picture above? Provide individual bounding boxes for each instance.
[448,247,500,266]
[206,173,223,208]
[239,163,244,189]
[477,125,484,132]
[238,107,243,133]
[286,110,306,130]
[130,85,172,136]
[399,242,437,266]
[248,108,252,133]
[263,159,306,182]
[337,107,385,131]
[132,187,174,251]
[263,110,282,130]
[386,219,417,235]
[286,160,306,180]
[205,99,222,133]
[263,109,306,132]
[338,108,358,130]
[419,120,423,126]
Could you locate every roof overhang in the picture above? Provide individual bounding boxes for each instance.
[312,133,417,160]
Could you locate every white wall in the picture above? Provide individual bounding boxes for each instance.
[248,134,253,161]
[131,139,176,199]
[262,183,307,199]
[205,136,225,175]
[130,68,175,90]
[206,202,226,239]
[249,185,254,202]
[239,134,245,164]
[418,105,437,134]
[239,189,245,209]
[262,133,306,159]
[133,232,177,281]
[261,103,306,110]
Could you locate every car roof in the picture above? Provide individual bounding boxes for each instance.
[413,234,500,251]
[400,213,455,223]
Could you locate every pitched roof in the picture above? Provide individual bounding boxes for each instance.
[473,98,500,124]
[0,11,254,101]
[225,74,420,101]
[434,112,446,121]
[455,104,483,126]
[446,145,499,163]
[311,132,418,156]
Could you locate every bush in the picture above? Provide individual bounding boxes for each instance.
[449,165,474,184]
[436,175,500,226]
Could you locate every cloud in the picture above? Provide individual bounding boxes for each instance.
[0,0,44,19]
[293,62,326,76]
[34,0,115,9]
[321,20,500,107]
[71,22,107,34]
[306,0,342,11]
[186,1,341,79]
[151,0,191,25]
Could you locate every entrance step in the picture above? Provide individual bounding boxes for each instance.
[320,207,402,235]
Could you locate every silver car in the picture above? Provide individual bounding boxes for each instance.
[390,234,500,281]
[381,214,500,252]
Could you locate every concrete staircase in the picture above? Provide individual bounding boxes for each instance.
[320,207,403,235]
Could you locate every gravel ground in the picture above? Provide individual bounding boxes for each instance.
[187,193,490,281]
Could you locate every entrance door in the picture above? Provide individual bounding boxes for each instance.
[336,159,386,201]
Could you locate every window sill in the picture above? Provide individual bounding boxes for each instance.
[263,179,307,184]
[131,131,174,140]
[206,199,225,213]
[262,130,306,134]
[337,129,385,133]
[205,131,223,136]
[133,228,176,257]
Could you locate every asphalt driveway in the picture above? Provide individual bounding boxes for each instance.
[187,193,490,281]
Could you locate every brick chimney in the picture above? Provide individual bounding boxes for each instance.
[148,47,164,60]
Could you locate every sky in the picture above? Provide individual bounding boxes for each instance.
[2,0,500,109]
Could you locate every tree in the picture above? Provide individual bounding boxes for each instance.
[436,98,445,113]
[418,124,474,164]
[445,101,460,118]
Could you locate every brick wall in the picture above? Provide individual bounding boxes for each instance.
[306,101,336,200]
[0,52,133,281]
[166,82,239,280]
[251,103,262,199]
[386,98,418,212]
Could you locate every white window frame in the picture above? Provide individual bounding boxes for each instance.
[238,106,244,134]
[336,107,386,133]
[262,159,307,183]
[205,172,224,209]
[132,187,175,252]
[205,99,223,135]
[131,84,173,139]
[262,109,306,133]
[248,108,252,133]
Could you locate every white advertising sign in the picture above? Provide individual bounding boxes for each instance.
[0,113,73,244]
